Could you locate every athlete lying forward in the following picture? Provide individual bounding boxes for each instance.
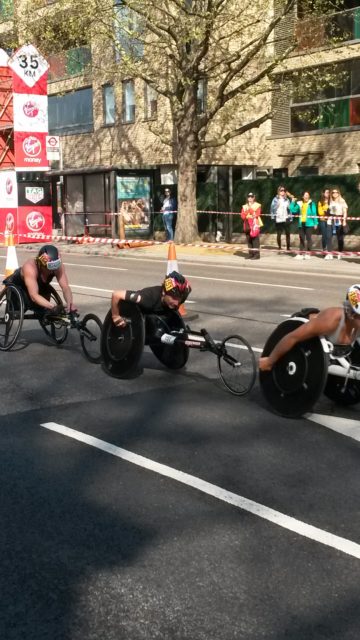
[259,284,360,371]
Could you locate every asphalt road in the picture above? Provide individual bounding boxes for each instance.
[1,247,359,640]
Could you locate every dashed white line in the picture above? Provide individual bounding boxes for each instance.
[41,421,360,560]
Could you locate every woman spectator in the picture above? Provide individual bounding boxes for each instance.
[240,192,262,259]
[329,187,348,259]
[290,190,318,259]
[317,188,333,259]
[270,186,292,253]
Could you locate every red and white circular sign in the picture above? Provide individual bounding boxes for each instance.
[26,211,45,231]
[23,135,41,157]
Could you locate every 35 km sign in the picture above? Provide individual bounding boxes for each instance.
[8,44,49,88]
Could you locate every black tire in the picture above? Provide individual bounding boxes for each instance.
[324,341,360,405]
[39,286,68,345]
[217,334,256,396]
[0,285,24,351]
[79,313,103,363]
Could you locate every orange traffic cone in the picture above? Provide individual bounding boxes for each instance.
[166,242,187,317]
[4,230,18,277]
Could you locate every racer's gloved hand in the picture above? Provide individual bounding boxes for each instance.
[67,302,78,313]
[112,314,127,328]
[48,303,66,316]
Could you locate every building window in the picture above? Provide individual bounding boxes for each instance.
[290,59,360,133]
[144,83,157,120]
[49,87,93,135]
[103,84,116,125]
[114,2,144,60]
[197,79,207,114]
[296,1,360,48]
[0,0,13,20]
[122,80,135,123]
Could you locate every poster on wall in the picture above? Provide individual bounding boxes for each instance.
[0,170,18,241]
[116,176,151,233]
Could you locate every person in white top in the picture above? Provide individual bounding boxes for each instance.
[270,186,292,253]
[329,187,348,259]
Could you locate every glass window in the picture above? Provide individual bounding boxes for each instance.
[49,87,93,135]
[319,99,349,128]
[291,104,320,132]
[0,0,13,20]
[85,174,105,213]
[103,84,116,125]
[114,3,144,60]
[144,83,157,120]
[350,96,360,124]
[122,80,135,123]
[197,79,207,114]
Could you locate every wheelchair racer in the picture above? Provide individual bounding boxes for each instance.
[259,284,360,372]
[111,271,191,328]
[3,244,76,315]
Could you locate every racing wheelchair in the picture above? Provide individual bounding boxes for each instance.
[259,313,360,418]
[100,301,256,396]
[0,283,103,363]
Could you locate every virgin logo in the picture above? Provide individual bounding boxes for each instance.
[23,101,39,118]
[26,211,45,231]
[6,177,13,195]
[23,136,41,157]
[5,212,14,231]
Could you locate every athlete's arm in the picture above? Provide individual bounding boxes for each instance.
[56,265,74,311]
[23,263,56,310]
[111,289,141,327]
[259,309,341,371]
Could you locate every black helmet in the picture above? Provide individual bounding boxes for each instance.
[37,245,62,271]
[162,271,191,302]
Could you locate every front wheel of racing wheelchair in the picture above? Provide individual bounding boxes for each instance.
[0,284,24,351]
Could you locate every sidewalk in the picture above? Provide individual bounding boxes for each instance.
[17,238,360,277]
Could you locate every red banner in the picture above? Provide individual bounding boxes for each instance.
[14,131,49,170]
[17,205,52,243]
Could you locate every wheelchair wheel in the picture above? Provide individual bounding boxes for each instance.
[79,313,103,364]
[147,311,189,369]
[39,286,68,345]
[324,341,360,406]
[217,334,256,396]
[0,285,24,351]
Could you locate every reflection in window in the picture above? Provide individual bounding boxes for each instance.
[122,80,135,123]
[114,3,144,60]
[197,79,207,114]
[103,84,116,125]
[144,83,157,120]
[49,87,93,135]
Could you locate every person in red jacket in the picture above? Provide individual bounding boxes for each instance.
[240,193,262,259]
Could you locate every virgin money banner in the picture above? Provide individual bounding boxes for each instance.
[8,44,49,95]
[17,205,52,243]
[0,170,18,207]
[13,93,48,132]
[14,131,49,170]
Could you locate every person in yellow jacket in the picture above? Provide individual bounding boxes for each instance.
[240,192,263,260]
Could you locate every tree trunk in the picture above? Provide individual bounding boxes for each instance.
[175,146,199,244]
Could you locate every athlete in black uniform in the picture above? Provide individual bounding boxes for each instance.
[3,244,76,314]
[111,271,191,328]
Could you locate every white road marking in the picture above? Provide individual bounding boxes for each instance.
[41,421,360,560]
[64,262,128,271]
[186,275,313,291]
[306,413,360,442]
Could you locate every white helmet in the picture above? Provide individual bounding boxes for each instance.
[346,284,360,315]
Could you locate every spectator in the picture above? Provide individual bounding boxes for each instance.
[317,188,333,258]
[329,187,348,259]
[270,186,292,253]
[161,187,177,241]
[290,190,318,259]
[240,192,262,259]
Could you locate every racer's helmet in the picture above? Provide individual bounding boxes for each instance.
[345,284,360,316]
[162,271,191,303]
[37,244,62,271]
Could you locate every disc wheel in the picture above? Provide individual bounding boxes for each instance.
[39,286,68,345]
[0,285,24,351]
[147,311,189,370]
[324,341,360,405]
[79,313,103,364]
[217,334,256,396]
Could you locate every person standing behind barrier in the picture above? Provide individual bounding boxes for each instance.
[161,188,177,241]
[240,192,262,259]
[290,191,318,259]
[317,188,333,258]
[270,186,292,253]
[329,187,348,259]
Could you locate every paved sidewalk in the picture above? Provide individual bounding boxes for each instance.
[16,238,360,276]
